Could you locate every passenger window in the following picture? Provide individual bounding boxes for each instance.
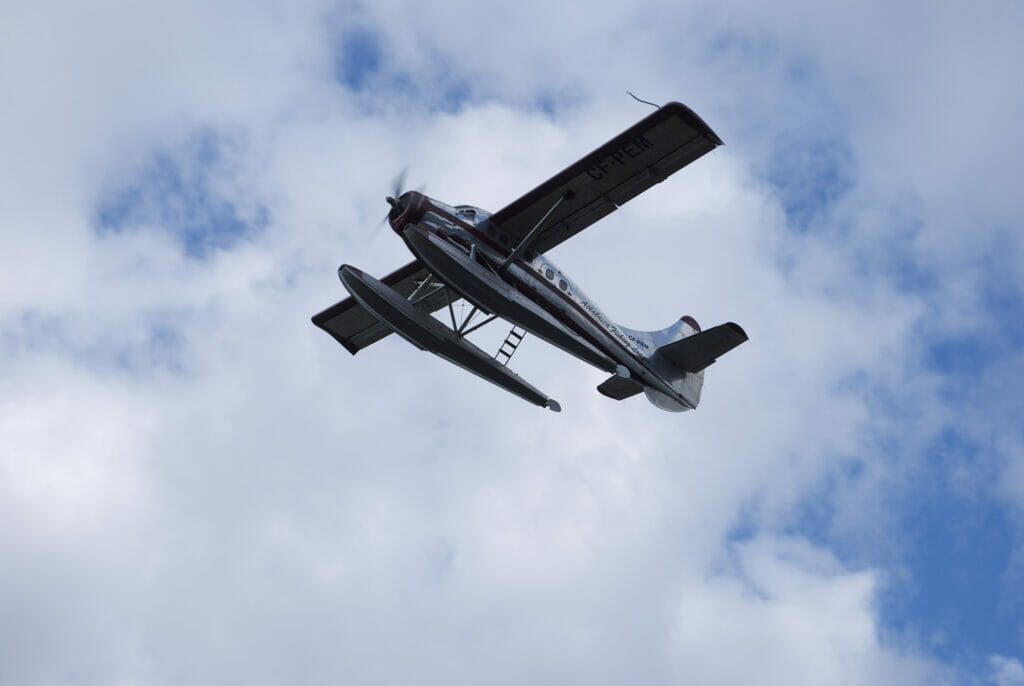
[559,279,568,290]
[545,268,554,280]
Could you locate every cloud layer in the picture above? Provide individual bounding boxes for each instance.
[2,1,1022,684]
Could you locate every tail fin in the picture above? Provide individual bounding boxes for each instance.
[647,321,747,410]
[597,316,747,412]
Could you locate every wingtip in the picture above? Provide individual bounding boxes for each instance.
[546,398,562,413]
[661,101,724,146]
[726,322,749,341]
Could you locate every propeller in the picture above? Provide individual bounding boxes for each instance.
[381,168,425,227]
[384,168,407,218]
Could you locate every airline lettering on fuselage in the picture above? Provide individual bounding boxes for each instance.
[627,334,650,350]
[579,299,641,356]
[585,135,654,180]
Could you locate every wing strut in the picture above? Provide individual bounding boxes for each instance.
[450,297,498,338]
[407,273,436,302]
[497,191,573,270]
[459,314,499,337]
[445,287,458,329]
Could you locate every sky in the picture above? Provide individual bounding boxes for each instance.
[2,1,1023,684]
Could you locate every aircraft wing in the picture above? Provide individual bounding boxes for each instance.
[312,259,451,354]
[485,102,723,256]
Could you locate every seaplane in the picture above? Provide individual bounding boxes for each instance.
[312,101,747,412]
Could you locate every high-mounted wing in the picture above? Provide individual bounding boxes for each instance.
[484,102,722,256]
[312,259,450,354]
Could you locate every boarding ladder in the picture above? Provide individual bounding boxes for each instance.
[495,326,526,366]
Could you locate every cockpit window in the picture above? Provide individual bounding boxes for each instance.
[457,207,476,218]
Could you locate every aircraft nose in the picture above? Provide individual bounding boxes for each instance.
[386,193,406,221]
[387,191,420,230]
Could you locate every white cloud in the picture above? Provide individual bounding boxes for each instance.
[991,656,1024,686]
[1,0,1021,683]
[671,537,944,685]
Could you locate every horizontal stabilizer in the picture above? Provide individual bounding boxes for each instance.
[597,374,645,400]
[657,322,748,373]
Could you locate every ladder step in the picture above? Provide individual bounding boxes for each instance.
[495,326,526,366]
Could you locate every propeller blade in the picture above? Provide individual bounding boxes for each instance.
[378,169,425,229]
[390,168,407,200]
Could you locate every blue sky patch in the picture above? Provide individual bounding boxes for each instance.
[4,308,191,376]
[879,429,1020,667]
[353,63,478,114]
[979,268,1024,349]
[438,77,473,113]
[329,20,488,115]
[703,27,855,233]
[766,135,854,232]
[927,333,998,376]
[333,26,383,91]
[923,263,1024,382]
[870,207,935,295]
[328,17,589,119]
[706,29,780,67]
[93,131,268,259]
[787,423,1023,670]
